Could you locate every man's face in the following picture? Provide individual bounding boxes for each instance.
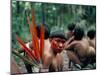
[51,37,66,53]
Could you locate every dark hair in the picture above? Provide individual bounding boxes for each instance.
[50,30,67,40]
[74,27,84,40]
[68,23,76,31]
[37,24,50,39]
[87,29,95,39]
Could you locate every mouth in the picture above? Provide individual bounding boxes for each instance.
[55,48,63,53]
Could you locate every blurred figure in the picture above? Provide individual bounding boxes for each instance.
[87,29,96,64]
[18,24,51,73]
[87,29,96,49]
[65,26,95,69]
[65,23,76,39]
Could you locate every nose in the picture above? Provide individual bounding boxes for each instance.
[59,43,63,48]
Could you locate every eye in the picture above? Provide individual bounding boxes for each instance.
[62,41,65,44]
[54,39,59,42]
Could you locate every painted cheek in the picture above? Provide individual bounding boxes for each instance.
[51,41,57,49]
[51,41,60,53]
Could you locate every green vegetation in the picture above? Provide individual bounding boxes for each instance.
[12,1,96,50]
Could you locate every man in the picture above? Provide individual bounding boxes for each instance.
[24,30,67,72]
[40,30,67,72]
[87,29,96,49]
[65,26,95,69]
[65,23,76,40]
[87,29,96,64]
[18,24,51,73]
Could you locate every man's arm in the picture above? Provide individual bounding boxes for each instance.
[39,53,53,72]
[65,41,76,50]
[17,41,32,54]
[67,50,82,65]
